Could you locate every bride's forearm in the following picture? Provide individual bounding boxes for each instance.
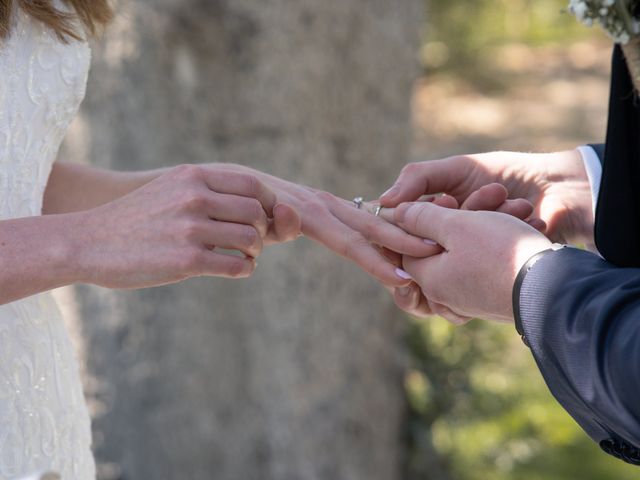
[43,161,302,215]
[0,213,87,304]
[43,161,168,214]
[5,163,281,304]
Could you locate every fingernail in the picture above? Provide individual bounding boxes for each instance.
[423,238,438,245]
[398,286,411,296]
[395,268,412,280]
[381,185,399,199]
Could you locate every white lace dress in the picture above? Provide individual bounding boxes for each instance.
[0,6,95,480]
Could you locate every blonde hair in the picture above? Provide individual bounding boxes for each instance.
[0,0,113,40]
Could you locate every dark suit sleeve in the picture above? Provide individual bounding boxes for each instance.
[514,246,640,464]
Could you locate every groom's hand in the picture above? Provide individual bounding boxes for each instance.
[393,202,552,323]
[385,183,545,323]
[379,150,593,245]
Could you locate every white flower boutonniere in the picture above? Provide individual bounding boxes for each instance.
[569,0,640,90]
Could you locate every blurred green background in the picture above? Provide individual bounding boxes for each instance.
[405,1,636,479]
[422,0,591,73]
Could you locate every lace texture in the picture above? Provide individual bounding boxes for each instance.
[0,5,95,480]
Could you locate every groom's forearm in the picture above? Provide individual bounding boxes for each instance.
[43,161,169,214]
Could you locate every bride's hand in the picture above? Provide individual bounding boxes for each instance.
[73,164,299,289]
[216,165,437,287]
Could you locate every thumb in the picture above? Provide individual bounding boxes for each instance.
[394,202,453,246]
[379,159,465,208]
[265,203,301,245]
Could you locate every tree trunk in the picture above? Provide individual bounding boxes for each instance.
[60,1,423,479]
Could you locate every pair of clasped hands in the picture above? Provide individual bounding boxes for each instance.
[94,149,593,324]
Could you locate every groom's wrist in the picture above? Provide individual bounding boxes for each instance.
[512,243,568,344]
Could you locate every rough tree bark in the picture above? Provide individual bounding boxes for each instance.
[60,1,423,479]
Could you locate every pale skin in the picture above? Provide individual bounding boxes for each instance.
[0,162,301,304]
[2,148,578,311]
[375,149,593,324]
[391,202,552,323]
[0,159,449,305]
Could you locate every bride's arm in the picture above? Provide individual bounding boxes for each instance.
[0,212,90,304]
[43,161,167,214]
[2,165,285,306]
[42,160,436,286]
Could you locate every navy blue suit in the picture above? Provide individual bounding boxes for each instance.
[513,46,640,465]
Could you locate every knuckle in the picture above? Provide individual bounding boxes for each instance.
[181,220,203,242]
[393,290,413,310]
[394,297,410,312]
[248,200,267,224]
[300,200,325,217]
[237,173,261,197]
[401,162,421,176]
[176,249,203,274]
[227,257,251,277]
[398,201,414,216]
[360,218,379,240]
[417,204,434,225]
[407,205,426,232]
[180,190,207,211]
[343,232,369,258]
[450,155,474,174]
[173,163,201,181]
[242,226,260,248]
[315,191,336,204]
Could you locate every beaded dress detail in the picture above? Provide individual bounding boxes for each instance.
[0,5,94,479]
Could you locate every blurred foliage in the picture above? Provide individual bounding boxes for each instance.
[405,317,640,480]
[421,0,599,73]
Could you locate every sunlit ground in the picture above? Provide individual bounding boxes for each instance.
[411,40,611,161]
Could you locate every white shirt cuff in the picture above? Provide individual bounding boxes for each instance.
[577,145,602,218]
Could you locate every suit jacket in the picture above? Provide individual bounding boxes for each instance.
[513,46,640,465]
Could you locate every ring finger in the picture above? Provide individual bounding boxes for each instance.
[207,193,269,237]
[329,196,441,257]
[201,221,263,258]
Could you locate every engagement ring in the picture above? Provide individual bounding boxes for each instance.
[352,196,364,209]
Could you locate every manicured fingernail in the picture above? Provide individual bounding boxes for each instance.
[398,286,411,297]
[395,268,412,280]
[423,238,438,245]
[381,185,399,199]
